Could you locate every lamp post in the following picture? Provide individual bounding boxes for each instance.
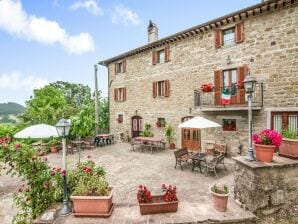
[243,72,257,161]
[55,118,71,216]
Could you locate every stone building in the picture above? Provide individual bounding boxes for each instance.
[98,0,298,155]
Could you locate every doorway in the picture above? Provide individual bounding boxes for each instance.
[131,116,143,138]
[181,116,201,151]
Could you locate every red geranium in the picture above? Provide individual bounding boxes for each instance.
[137,184,152,203]
[252,129,282,147]
[162,184,177,202]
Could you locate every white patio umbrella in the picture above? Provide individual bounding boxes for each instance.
[14,124,58,139]
[178,116,221,129]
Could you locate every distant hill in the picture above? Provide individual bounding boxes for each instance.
[0,102,26,115]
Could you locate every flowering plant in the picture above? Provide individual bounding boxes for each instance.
[137,185,152,203]
[200,83,214,92]
[69,157,109,196]
[162,184,178,202]
[252,129,282,147]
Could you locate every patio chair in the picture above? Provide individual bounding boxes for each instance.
[174,148,191,170]
[204,154,227,177]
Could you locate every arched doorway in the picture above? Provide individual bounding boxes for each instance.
[181,116,201,151]
[131,116,143,138]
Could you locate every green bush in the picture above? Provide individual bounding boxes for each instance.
[282,128,298,139]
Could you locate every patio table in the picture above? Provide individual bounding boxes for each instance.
[190,152,208,173]
[134,137,166,153]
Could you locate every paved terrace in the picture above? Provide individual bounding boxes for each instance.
[0,143,256,224]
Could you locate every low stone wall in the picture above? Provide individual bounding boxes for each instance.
[233,156,298,216]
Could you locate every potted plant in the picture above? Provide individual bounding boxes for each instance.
[252,129,282,162]
[48,138,60,153]
[279,128,298,159]
[137,184,178,215]
[165,124,175,149]
[70,159,115,217]
[210,184,230,212]
[200,83,214,92]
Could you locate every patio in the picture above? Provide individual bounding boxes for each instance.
[0,142,256,224]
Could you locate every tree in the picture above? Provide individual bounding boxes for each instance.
[23,86,67,125]
[98,98,109,131]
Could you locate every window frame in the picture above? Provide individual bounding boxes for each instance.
[114,87,126,102]
[117,114,123,123]
[222,27,235,45]
[222,119,237,132]
[271,111,298,134]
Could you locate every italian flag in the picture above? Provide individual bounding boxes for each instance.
[221,88,231,105]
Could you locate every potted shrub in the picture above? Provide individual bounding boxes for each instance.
[137,184,178,215]
[210,184,230,212]
[70,159,114,217]
[279,128,298,159]
[165,124,175,149]
[252,129,282,162]
[48,138,60,153]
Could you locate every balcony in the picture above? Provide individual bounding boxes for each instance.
[194,83,263,111]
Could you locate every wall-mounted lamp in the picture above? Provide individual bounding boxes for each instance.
[189,107,192,114]
[135,110,138,115]
[226,55,231,65]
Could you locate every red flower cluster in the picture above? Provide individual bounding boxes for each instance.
[0,137,11,144]
[137,185,152,203]
[162,184,177,202]
[252,129,282,147]
[82,166,93,173]
[200,84,214,92]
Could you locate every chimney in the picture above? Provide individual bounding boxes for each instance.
[148,20,158,43]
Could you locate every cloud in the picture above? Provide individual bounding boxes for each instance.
[0,72,48,91]
[111,4,140,25]
[0,0,95,54]
[70,0,103,16]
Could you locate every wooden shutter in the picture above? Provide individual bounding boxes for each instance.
[153,82,157,98]
[235,22,244,43]
[114,88,118,102]
[122,59,126,73]
[164,80,170,97]
[123,87,126,101]
[152,50,157,65]
[114,63,118,75]
[165,46,170,62]
[214,29,222,49]
[214,70,222,105]
[237,65,248,104]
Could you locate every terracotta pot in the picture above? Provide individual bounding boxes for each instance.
[210,188,230,212]
[169,143,176,150]
[139,195,178,215]
[254,143,276,162]
[50,146,58,153]
[70,187,114,217]
[279,138,298,159]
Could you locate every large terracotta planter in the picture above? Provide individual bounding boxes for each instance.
[169,143,176,150]
[254,143,276,162]
[50,146,58,153]
[279,138,298,159]
[139,195,178,215]
[210,188,230,212]
[70,187,114,217]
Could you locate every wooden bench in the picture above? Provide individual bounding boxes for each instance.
[174,148,191,170]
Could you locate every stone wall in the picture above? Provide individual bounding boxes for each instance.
[107,3,298,155]
[233,156,298,216]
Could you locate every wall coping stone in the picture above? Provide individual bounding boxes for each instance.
[232,155,298,170]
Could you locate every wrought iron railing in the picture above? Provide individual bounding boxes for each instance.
[194,83,263,109]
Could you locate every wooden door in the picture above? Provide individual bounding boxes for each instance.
[131,116,142,138]
[182,128,201,151]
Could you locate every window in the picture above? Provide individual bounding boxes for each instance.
[152,46,170,65]
[114,59,126,74]
[271,112,298,134]
[222,119,236,131]
[214,66,247,105]
[223,28,235,45]
[157,50,165,63]
[114,87,126,102]
[153,80,170,98]
[117,114,123,123]
[156,118,166,127]
[214,22,244,48]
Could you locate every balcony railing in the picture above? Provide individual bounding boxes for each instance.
[194,83,263,111]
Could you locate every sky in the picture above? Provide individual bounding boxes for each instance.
[0,0,261,106]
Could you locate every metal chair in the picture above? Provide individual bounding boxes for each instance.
[204,154,227,177]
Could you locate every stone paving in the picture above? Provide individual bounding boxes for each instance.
[0,143,256,224]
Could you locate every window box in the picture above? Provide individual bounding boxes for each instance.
[200,84,214,92]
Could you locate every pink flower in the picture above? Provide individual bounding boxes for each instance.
[61,169,66,177]
[15,144,20,150]
[252,129,282,147]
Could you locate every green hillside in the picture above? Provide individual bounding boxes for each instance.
[0,102,26,115]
